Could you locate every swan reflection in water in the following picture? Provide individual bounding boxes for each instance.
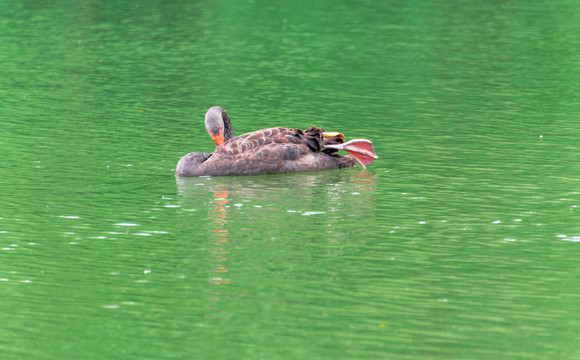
[176,169,377,214]
[208,189,231,286]
[175,169,378,321]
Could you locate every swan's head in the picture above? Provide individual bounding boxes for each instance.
[205,106,233,150]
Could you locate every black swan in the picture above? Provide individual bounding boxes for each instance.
[175,106,377,177]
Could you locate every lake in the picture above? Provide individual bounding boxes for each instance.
[1,0,580,359]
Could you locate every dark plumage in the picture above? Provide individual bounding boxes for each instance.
[175,106,372,177]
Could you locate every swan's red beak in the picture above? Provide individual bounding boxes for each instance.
[211,130,226,149]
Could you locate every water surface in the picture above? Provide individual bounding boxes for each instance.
[1,0,580,359]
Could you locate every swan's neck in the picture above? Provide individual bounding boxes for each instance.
[222,113,234,141]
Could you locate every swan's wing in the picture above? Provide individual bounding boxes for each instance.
[226,127,317,160]
[205,127,356,175]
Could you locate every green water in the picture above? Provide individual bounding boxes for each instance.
[2,0,580,359]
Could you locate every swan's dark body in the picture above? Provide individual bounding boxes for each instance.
[175,106,356,177]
